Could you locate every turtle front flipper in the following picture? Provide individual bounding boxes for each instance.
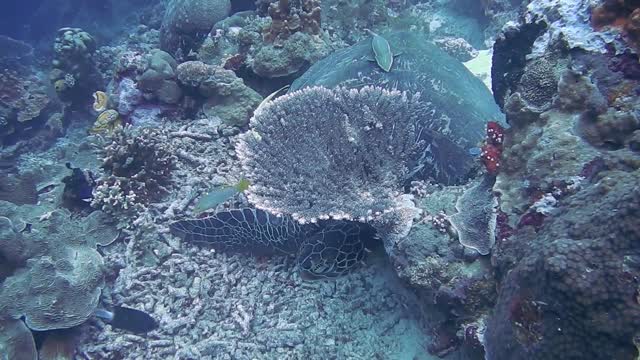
[169,208,303,256]
[296,221,378,280]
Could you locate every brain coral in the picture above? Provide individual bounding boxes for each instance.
[237,86,433,223]
[0,204,117,332]
[160,0,231,56]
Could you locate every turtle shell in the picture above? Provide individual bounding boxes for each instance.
[290,31,504,185]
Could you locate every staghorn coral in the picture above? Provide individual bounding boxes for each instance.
[92,126,176,213]
[237,85,430,224]
[176,61,262,127]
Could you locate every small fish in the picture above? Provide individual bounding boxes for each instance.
[193,178,251,214]
[94,306,158,333]
[365,29,400,72]
[468,147,482,157]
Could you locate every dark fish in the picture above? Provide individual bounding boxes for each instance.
[95,306,158,333]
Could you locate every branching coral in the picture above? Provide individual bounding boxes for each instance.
[92,127,176,213]
[237,85,431,224]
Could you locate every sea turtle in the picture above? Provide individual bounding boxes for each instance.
[291,31,504,186]
[171,32,503,279]
[170,208,379,280]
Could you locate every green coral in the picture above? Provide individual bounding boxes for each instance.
[176,61,262,126]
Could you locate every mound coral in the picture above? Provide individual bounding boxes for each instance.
[486,0,640,358]
[136,50,182,105]
[176,61,262,127]
[0,69,53,145]
[160,0,231,56]
[50,27,102,106]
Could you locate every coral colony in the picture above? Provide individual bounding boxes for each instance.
[0,0,639,359]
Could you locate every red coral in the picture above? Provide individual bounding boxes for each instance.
[223,54,246,71]
[486,121,505,146]
[517,211,545,230]
[481,121,505,175]
[496,209,514,243]
[481,144,501,175]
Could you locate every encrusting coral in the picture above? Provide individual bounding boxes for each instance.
[485,0,640,358]
[0,201,118,357]
[0,69,52,145]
